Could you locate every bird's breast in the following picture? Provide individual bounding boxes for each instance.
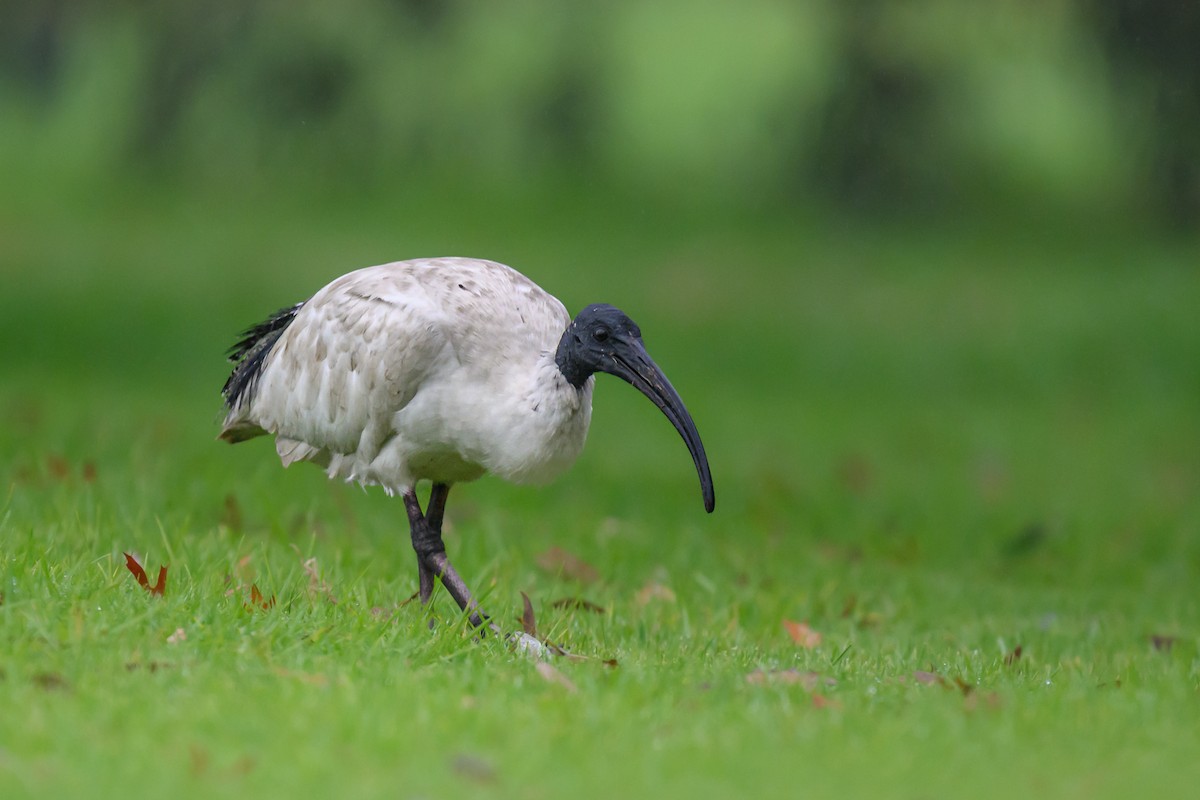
[392,356,593,486]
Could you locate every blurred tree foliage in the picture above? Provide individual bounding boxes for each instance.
[1,0,1195,229]
[1087,0,1200,230]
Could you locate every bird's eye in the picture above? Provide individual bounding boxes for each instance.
[592,327,610,343]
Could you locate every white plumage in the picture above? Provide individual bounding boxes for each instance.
[220,256,713,630]
[222,258,593,493]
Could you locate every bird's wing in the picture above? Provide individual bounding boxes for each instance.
[219,258,571,474]
[404,258,571,377]
[227,262,453,457]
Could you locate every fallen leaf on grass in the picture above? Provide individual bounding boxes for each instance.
[550,597,606,614]
[450,753,496,784]
[912,670,945,686]
[783,619,822,648]
[244,583,275,611]
[857,611,884,629]
[954,677,973,696]
[189,744,210,777]
[273,667,329,687]
[124,552,167,596]
[535,661,578,693]
[46,454,70,481]
[964,691,1002,712]
[535,546,599,584]
[811,693,842,710]
[513,594,590,661]
[32,671,70,691]
[1150,634,1177,652]
[1004,645,1023,665]
[230,756,256,776]
[520,591,538,637]
[293,547,338,604]
[635,582,675,606]
[221,494,244,531]
[745,669,834,690]
[304,558,338,603]
[836,454,873,494]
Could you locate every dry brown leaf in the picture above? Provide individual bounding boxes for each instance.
[450,754,497,785]
[1150,634,1177,652]
[858,611,884,629]
[46,454,70,481]
[1004,644,1023,665]
[123,552,167,596]
[32,672,70,691]
[964,690,1003,712]
[783,619,822,648]
[535,546,599,584]
[298,552,338,604]
[811,692,842,710]
[836,454,872,494]
[520,591,538,637]
[189,744,210,777]
[535,661,578,693]
[550,597,606,614]
[913,670,945,686]
[245,583,276,611]
[745,669,828,689]
[222,494,244,531]
[273,667,329,687]
[230,756,257,776]
[634,582,676,606]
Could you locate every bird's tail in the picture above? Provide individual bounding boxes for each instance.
[220,302,304,431]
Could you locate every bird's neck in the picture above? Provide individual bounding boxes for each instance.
[554,325,591,389]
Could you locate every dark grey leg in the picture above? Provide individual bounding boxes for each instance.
[404,484,488,629]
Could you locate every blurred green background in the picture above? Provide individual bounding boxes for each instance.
[3,1,1199,220]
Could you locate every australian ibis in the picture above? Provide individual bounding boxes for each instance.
[220,257,714,631]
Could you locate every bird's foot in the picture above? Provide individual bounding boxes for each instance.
[509,630,553,659]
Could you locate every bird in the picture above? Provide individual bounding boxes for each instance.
[219,256,714,631]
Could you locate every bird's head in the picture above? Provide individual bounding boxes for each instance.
[556,304,715,513]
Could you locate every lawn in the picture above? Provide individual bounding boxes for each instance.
[2,185,1198,798]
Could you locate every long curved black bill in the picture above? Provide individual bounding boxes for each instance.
[606,342,715,513]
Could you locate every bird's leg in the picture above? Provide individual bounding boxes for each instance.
[419,482,451,607]
[403,485,489,629]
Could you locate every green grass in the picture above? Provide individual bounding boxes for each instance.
[2,185,1199,798]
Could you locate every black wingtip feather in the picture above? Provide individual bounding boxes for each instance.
[221,302,304,411]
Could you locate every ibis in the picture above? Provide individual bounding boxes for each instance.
[220,257,714,631]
